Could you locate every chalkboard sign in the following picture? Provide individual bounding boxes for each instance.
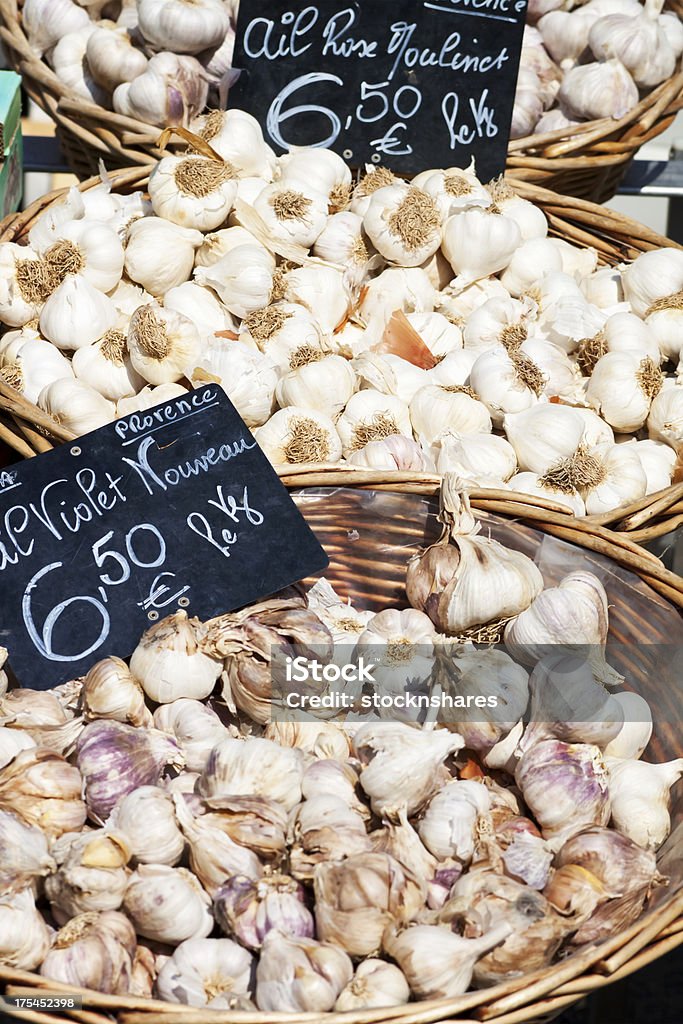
[231,0,528,180]
[0,385,328,689]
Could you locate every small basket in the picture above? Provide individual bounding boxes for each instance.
[0,475,681,1024]
[1,0,682,197]
[0,169,682,544]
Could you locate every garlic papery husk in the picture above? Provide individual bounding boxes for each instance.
[384,922,513,999]
[283,262,350,334]
[470,345,545,426]
[406,478,543,635]
[125,218,203,296]
[76,720,184,824]
[313,211,369,266]
[124,864,213,944]
[214,873,314,950]
[108,786,185,866]
[39,219,124,295]
[530,273,605,354]
[428,349,479,389]
[116,383,189,417]
[410,385,492,446]
[256,931,353,1012]
[301,758,369,818]
[349,434,435,473]
[504,571,623,689]
[72,325,145,402]
[337,390,412,456]
[109,280,153,317]
[499,238,564,298]
[586,352,663,432]
[647,383,683,448]
[127,302,202,386]
[198,736,304,811]
[0,242,49,327]
[354,352,430,405]
[0,727,36,770]
[153,699,230,772]
[352,722,463,819]
[38,378,115,434]
[335,959,410,1011]
[442,208,521,288]
[436,432,517,484]
[191,338,277,429]
[255,407,342,466]
[0,687,70,728]
[137,0,229,53]
[23,0,89,55]
[276,355,358,421]
[421,166,492,219]
[264,721,350,762]
[155,937,254,1009]
[606,756,683,850]
[603,692,653,760]
[253,183,329,249]
[39,274,117,350]
[191,109,276,180]
[314,852,425,957]
[81,658,152,729]
[363,184,441,266]
[44,828,132,922]
[599,311,661,364]
[463,295,536,355]
[0,888,51,970]
[195,245,276,319]
[360,267,435,345]
[370,810,438,881]
[164,282,236,337]
[85,25,148,92]
[626,439,676,494]
[622,248,683,318]
[418,780,491,863]
[173,796,265,894]
[515,740,610,848]
[0,335,74,404]
[130,611,222,704]
[40,911,136,995]
[0,748,86,838]
[589,6,675,88]
[49,26,109,106]
[559,59,639,121]
[149,156,238,231]
[306,580,375,647]
[289,795,371,882]
[195,226,268,268]
[407,312,464,358]
[0,808,55,891]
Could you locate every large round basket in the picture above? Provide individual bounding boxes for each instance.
[0,0,682,199]
[0,472,681,1024]
[1,168,682,543]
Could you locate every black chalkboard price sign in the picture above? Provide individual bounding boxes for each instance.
[231,0,529,180]
[0,385,328,689]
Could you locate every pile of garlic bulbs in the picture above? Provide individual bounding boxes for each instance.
[0,485,680,1008]
[2,112,683,518]
[515,1,683,138]
[21,0,238,124]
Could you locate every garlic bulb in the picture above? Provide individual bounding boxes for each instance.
[279,148,352,207]
[85,26,148,92]
[364,185,441,266]
[442,208,521,287]
[153,699,229,772]
[510,68,545,138]
[355,352,430,405]
[0,808,55,892]
[40,911,136,995]
[256,932,353,1012]
[337,390,412,456]
[117,383,189,417]
[149,156,238,231]
[163,282,235,337]
[76,719,183,823]
[421,166,492,219]
[49,27,109,107]
[628,439,676,494]
[586,352,663,432]
[581,266,625,309]
[23,0,89,56]
[0,335,74,404]
[44,828,131,921]
[127,302,201,385]
[500,239,563,298]
[406,478,543,635]
[436,432,517,484]
[418,780,491,863]
[38,219,124,294]
[155,937,254,1009]
[276,356,357,421]
[72,326,144,402]
[173,796,264,895]
[124,864,213,944]
[199,736,304,811]
[194,245,276,318]
[214,873,314,950]
[109,786,185,865]
[113,52,208,128]
[195,226,268,268]
[538,9,593,69]
[349,434,435,472]
[0,748,86,837]
[290,795,371,882]
[39,274,117,350]
[559,59,639,121]
[352,721,463,818]
[603,692,653,760]
[360,267,435,345]
[254,184,329,249]
[516,740,610,847]
[138,0,229,53]
[240,301,324,370]
[0,727,36,770]
[0,888,51,970]
[191,109,276,180]
[313,211,369,266]
[622,248,683,318]
[503,403,588,473]
[255,407,342,465]
[581,443,648,515]
[648,384,683,448]
[0,242,53,327]
[335,959,410,1011]
[470,345,545,425]
[490,182,549,242]
[38,378,114,434]
[192,337,276,428]
[589,5,676,88]
[407,311,464,357]
[130,610,222,704]
[125,218,203,296]
[410,385,492,446]
[606,756,683,850]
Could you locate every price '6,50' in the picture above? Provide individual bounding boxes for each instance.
[22,523,166,663]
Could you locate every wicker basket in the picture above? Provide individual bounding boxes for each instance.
[1,0,682,197]
[0,474,681,1024]
[1,169,683,544]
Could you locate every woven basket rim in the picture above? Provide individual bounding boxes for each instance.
[0,475,681,1024]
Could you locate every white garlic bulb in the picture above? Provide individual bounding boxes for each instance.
[109,786,185,865]
[504,404,588,475]
[149,155,238,231]
[648,383,683,448]
[410,385,492,445]
[279,148,352,204]
[81,657,152,728]
[156,937,254,1009]
[603,692,653,761]
[72,325,145,402]
[0,335,74,404]
[195,225,268,268]
[559,59,639,121]
[256,932,353,1013]
[255,407,342,465]
[313,211,369,266]
[113,52,208,127]
[127,302,201,385]
[581,266,624,309]
[406,312,464,358]
[335,959,410,1011]
[253,183,330,249]
[0,242,48,326]
[630,439,676,494]
[124,864,213,944]
[191,109,276,180]
[85,25,148,92]
[40,911,136,995]
[163,282,235,338]
[586,352,663,432]
[607,756,683,850]
[153,698,229,772]
[240,302,324,371]
[125,218,204,296]
[44,828,132,921]
[191,337,277,428]
[276,355,357,421]
[418,780,491,862]
[337,390,412,457]
[436,432,517,484]
[348,434,435,472]
[500,238,564,298]
[194,245,276,319]
[39,275,117,351]
[23,0,89,55]
[130,611,222,704]
[0,808,55,893]
[50,26,109,107]
[198,736,304,811]
[508,472,586,516]
[645,293,683,365]
[137,0,229,54]
[421,166,492,219]
[442,208,521,287]
[354,353,430,405]
[582,443,647,515]
[364,185,441,266]
[38,219,124,294]
[589,5,676,89]
[38,378,115,434]
[470,345,544,426]
[622,247,683,318]
[0,888,51,970]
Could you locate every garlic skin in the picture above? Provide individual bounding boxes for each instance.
[192,337,276,429]
[39,219,124,295]
[364,185,441,266]
[50,27,109,107]
[256,932,353,1013]
[500,238,563,298]
[149,156,238,231]
[108,786,185,865]
[255,407,342,466]
[199,736,304,812]
[38,378,115,434]
[173,796,264,896]
[622,248,683,318]
[0,334,74,404]
[0,242,47,327]
[349,434,435,472]
[194,245,276,319]
[125,218,203,296]
[124,864,213,945]
[253,183,329,249]
[354,352,430,405]
[39,274,117,351]
[559,59,639,121]
[335,959,410,1011]
[191,109,276,180]
[418,780,491,863]
[130,611,222,704]
[410,385,492,446]
[215,873,314,950]
[0,888,51,970]
[603,692,653,760]
[407,311,464,357]
[290,795,371,882]
[153,699,229,772]
[40,911,136,995]
[137,0,229,54]
[421,166,493,219]
[155,937,254,1009]
[23,0,89,56]
[163,282,235,337]
[0,727,36,770]
[81,657,152,729]
[337,390,412,457]
[72,324,144,402]
[647,384,683,448]
[589,6,676,89]
[276,356,358,421]
[436,432,517,484]
[470,345,544,426]
[76,720,184,823]
[607,756,683,850]
[443,208,521,287]
[0,808,55,892]
[313,211,369,265]
[628,439,675,495]
[195,226,268,268]
[127,302,201,386]
[0,748,87,838]
[85,26,148,92]
[44,828,131,922]
[586,352,663,432]
[516,740,611,848]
